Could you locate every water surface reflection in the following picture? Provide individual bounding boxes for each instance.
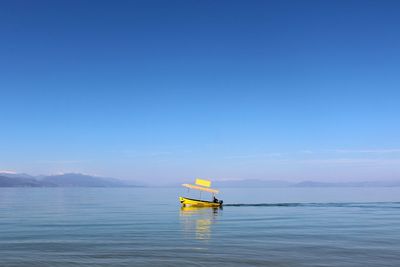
[179,206,221,240]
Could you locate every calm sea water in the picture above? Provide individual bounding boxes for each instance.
[1,187,400,267]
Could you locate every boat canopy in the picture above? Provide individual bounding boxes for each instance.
[182,179,219,194]
[182,184,219,194]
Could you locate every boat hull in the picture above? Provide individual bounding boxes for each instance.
[179,197,222,207]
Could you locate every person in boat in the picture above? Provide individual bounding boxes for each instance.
[213,196,223,205]
[213,196,219,203]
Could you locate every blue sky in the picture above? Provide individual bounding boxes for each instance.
[1,0,400,182]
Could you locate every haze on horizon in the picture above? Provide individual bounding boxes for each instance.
[1,0,400,183]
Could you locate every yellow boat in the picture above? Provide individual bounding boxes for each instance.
[179,178,223,207]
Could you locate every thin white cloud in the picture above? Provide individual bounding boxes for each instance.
[122,150,172,158]
[0,170,17,174]
[298,150,314,154]
[36,160,86,164]
[148,152,172,157]
[331,149,400,154]
[225,150,321,160]
[225,152,285,159]
[298,158,400,165]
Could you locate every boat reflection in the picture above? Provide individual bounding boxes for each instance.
[180,206,221,240]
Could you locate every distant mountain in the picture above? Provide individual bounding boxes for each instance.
[294,180,400,187]
[1,172,400,188]
[166,179,400,188]
[294,181,342,187]
[0,172,36,179]
[214,179,400,188]
[214,179,292,188]
[0,175,49,187]
[0,172,142,187]
[41,173,129,187]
